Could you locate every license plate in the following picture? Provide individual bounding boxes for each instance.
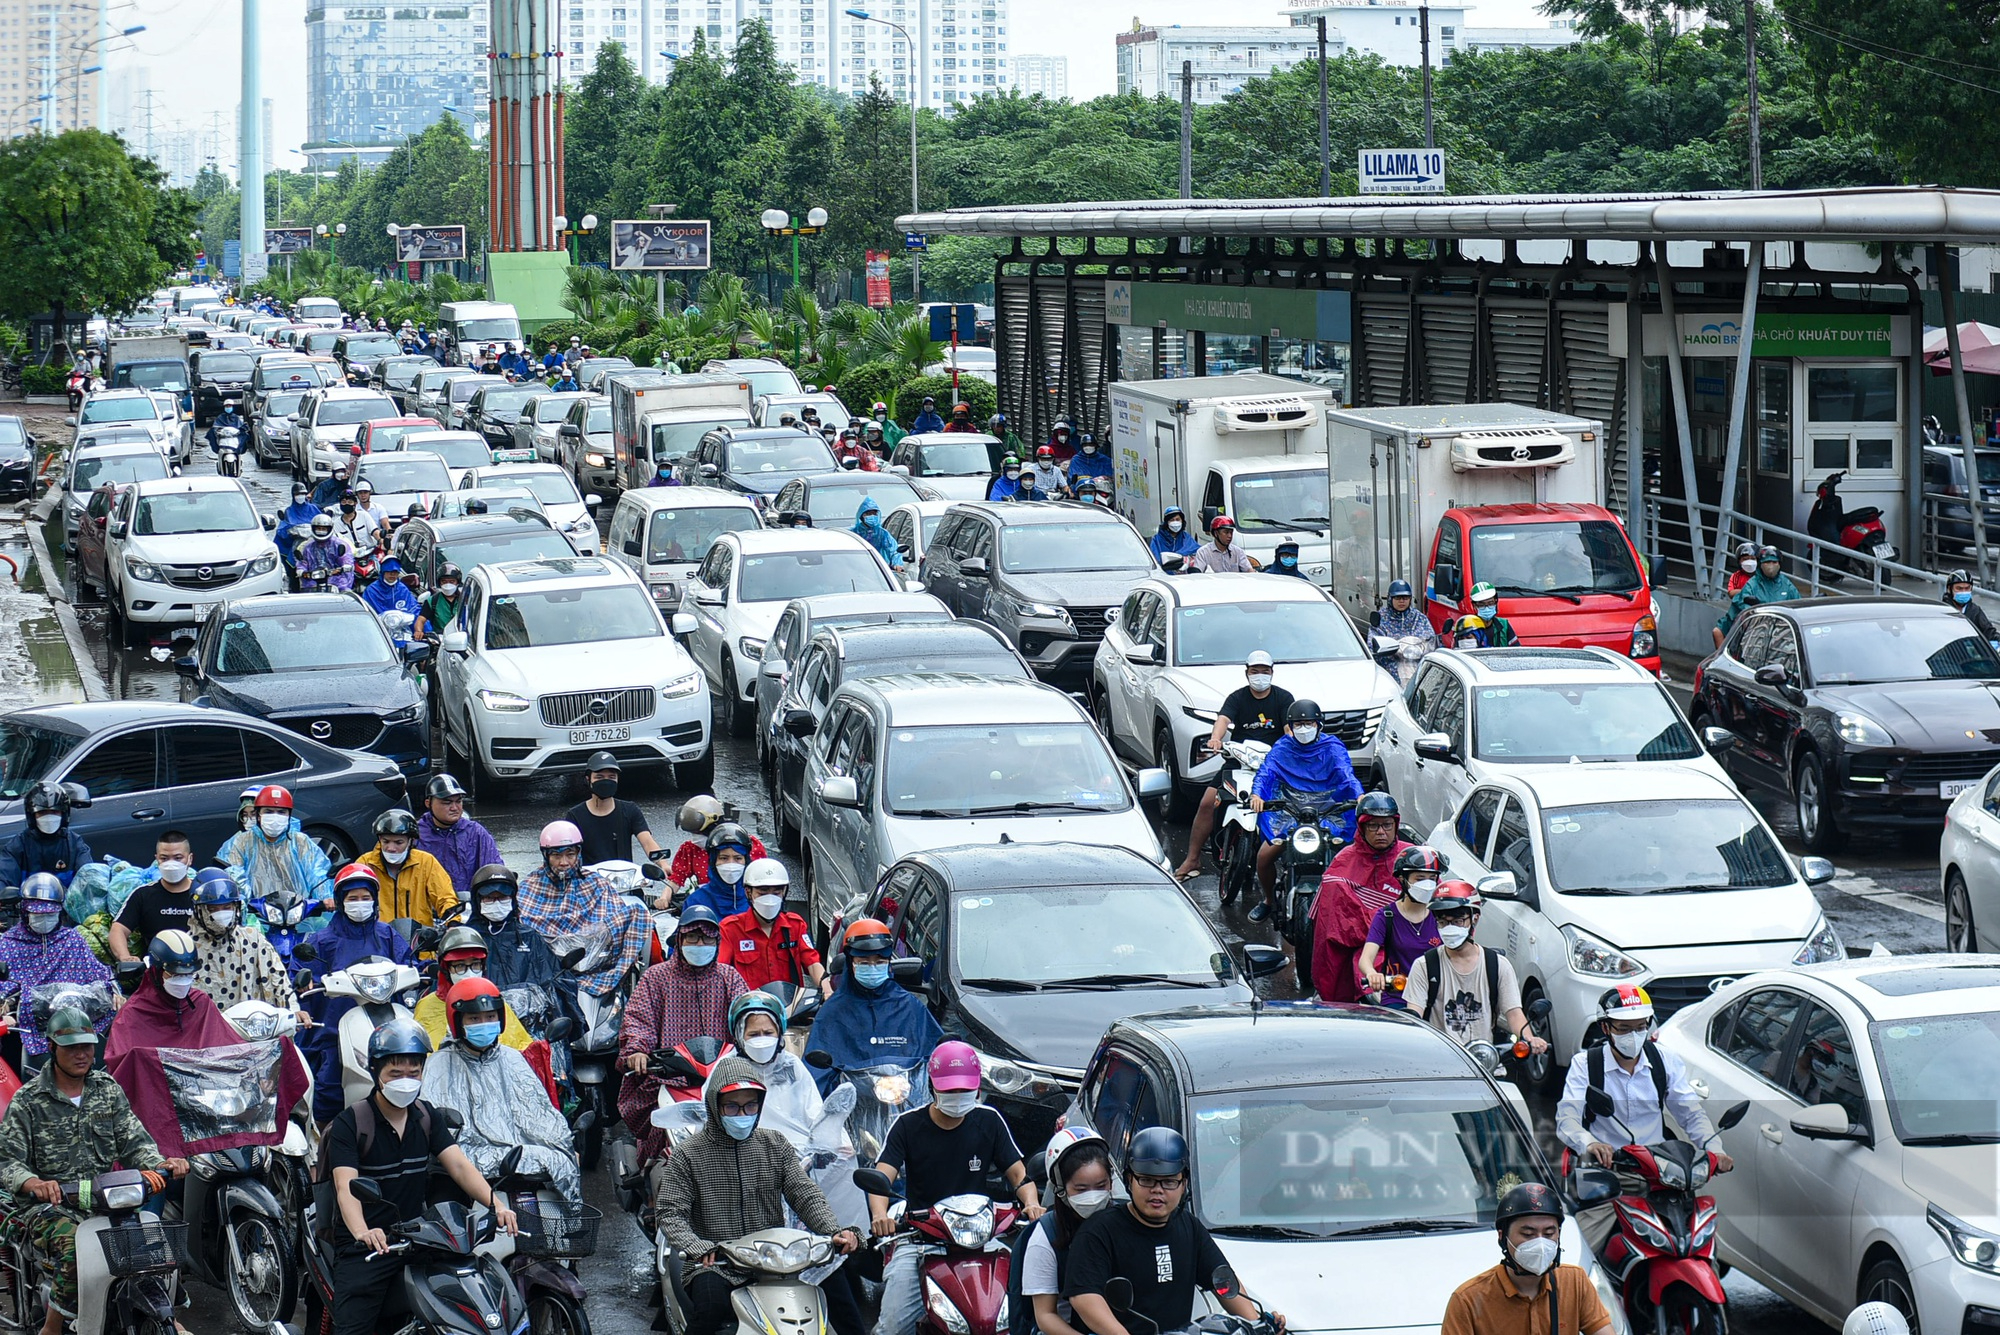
[569,726,631,744]
[491,448,536,463]
[1878,545,1898,561]
[191,603,217,619]
[1942,779,1979,800]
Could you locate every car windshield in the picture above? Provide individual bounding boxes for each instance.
[1801,615,2000,684]
[882,722,1128,815]
[361,458,451,493]
[1230,470,1330,533]
[483,584,660,649]
[487,471,579,506]
[458,318,520,341]
[1189,1080,1540,1238]
[999,522,1154,574]
[0,723,81,799]
[742,371,798,400]
[115,364,188,392]
[197,353,254,377]
[214,610,395,675]
[653,417,748,461]
[297,300,340,318]
[477,387,536,414]
[1473,683,1700,762]
[1174,601,1363,666]
[72,452,167,492]
[134,489,257,536]
[536,397,579,423]
[915,440,992,475]
[1870,1012,2000,1143]
[317,396,396,426]
[382,361,428,387]
[1470,521,1643,598]
[451,379,500,403]
[738,550,891,602]
[80,398,158,424]
[953,884,1226,985]
[646,506,759,563]
[439,528,572,570]
[803,478,920,523]
[587,405,610,434]
[343,337,399,358]
[303,333,339,353]
[260,365,323,390]
[727,437,837,474]
[263,392,306,418]
[1541,797,1792,893]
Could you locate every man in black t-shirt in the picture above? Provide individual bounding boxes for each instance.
[562,752,671,868]
[320,1018,517,1335]
[108,831,197,962]
[1172,651,1297,881]
[1065,1126,1282,1335]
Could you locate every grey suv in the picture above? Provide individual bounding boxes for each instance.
[919,501,1155,683]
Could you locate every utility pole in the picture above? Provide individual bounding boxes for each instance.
[141,86,156,159]
[1744,0,1762,190]
[1179,59,1192,199]
[241,0,263,286]
[1419,3,1434,150]
[1316,17,1329,195]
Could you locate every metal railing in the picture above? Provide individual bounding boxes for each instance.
[1640,494,1958,603]
[1915,488,2000,584]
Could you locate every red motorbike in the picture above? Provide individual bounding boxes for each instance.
[853,1166,1015,1335]
[1808,470,1893,579]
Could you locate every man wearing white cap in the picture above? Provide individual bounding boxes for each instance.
[1173,650,1295,881]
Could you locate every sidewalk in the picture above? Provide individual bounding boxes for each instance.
[0,502,104,711]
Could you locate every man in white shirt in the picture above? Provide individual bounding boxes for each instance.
[1555,984,1732,1257]
[1190,514,1261,573]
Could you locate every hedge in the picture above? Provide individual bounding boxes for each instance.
[896,373,996,427]
[20,365,65,396]
[835,361,900,419]
[527,318,594,353]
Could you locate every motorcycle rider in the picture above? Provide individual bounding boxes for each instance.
[680,821,757,923]
[656,1055,860,1335]
[413,925,533,1050]
[302,864,417,1126]
[416,773,505,903]
[852,497,904,572]
[219,785,333,917]
[806,919,942,1096]
[356,808,457,926]
[1945,569,2000,651]
[0,875,112,1072]
[1029,444,1068,500]
[990,413,1026,459]
[1063,1126,1282,1335]
[1173,651,1294,882]
[1449,582,1519,648]
[420,978,581,1210]
[329,489,375,556]
[1267,538,1308,578]
[1401,882,1547,1055]
[186,866,303,1015]
[206,400,246,450]
[870,1043,1042,1335]
[1724,540,1759,597]
[987,456,1024,502]
[833,428,882,472]
[320,1019,517,1335]
[277,481,322,574]
[617,906,748,1165]
[1190,514,1260,573]
[944,402,978,433]
[565,753,671,867]
[1148,506,1199,569]
[0,1007,183,1335]
[1358,845,1447,996]
[295,514,356,591]
[1555,985,1731,1257]
[360,553,420,617]
[467,864,580,1035]
[1045,420,1076,464]
[109,832,196,963]
[1439,1183,1612,1335]
[309,460,352,510]
[870,402,905,450]
[667,796,767,890]
[911,396,945,434]
[518,819,653,999]
[701,992,823,1146]
[1248,698,1362,923]
[1716,545,1801,643]
[1309,792,1414,1003]
[719,859,829,996]
[1369,578,1437,656]
[1063,432,1112,497]
[0,783,91,888]
[1015,1127,1113,1335]
[414,563,463,642]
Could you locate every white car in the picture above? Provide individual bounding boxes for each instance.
[60,439,168,552]
[922,345,998,385]
[1941,765,2000,952]
[385,429,493,486]
[1654,954,2000,1335]
[1378,646,1734,837]
[103,476,283,649]
[752,392,851,431]
[604,485,764,612]
[681,528,900,737]
[514,391,590,463]
[355,451,454,521]
[434,555,712,792]
[409,366,479,426]
[1090,572,1399,815]
[460,463,601,555]
[292,387,398,478]
[880,499,954,572]
[73,389,179,457]
[1426,762,1840,1083]
[438,374,509,430]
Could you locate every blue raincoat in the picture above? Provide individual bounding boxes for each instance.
[1252,733,1363,843]
[808,968,943,1095]
[1149,510,1200,566]
[680,871,749,925]
[276,501,322,566]
[851,497,902,568]
[301,906,415,1123]
[361,575,420,617]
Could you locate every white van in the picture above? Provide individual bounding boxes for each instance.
[604,485,764,613]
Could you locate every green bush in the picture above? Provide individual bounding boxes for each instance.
[622,335,663,368]
[527,318,593,353]
[896,373,996,427]
[20,365,66,396]
[835,360,900,419]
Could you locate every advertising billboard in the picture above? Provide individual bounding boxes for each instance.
[393,225,468,262]
[610,219,712,271]
[265,227,315,255]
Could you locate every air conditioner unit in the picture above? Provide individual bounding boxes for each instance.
[1212,397,1320,434]
[1449,426,1576,471]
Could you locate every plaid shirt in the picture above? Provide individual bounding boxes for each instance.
[516,868,652,997]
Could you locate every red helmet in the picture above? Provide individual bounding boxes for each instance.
[332,862,380,895]
[446,977,503,1035]
[843,917,893,957]
[1035,445,1054,460]
[254,785,294,811]
[1430,881,1483,914]
[1393,845,1447,878]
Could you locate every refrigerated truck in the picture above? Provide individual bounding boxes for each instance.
[607,372,754,492]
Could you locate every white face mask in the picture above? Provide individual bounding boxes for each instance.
[1611,1028,1649,1059]
[752,894,784,920]
[381,1076,423,1108]
[33,814,60,835]
[343,899,375,923]
[934,1090,979,1117]
[258,812,289,839]
[1740,559,1756,574]
[1406,878,1439,904]
[1247,672,1273,691]
[1438,924,1471,949]
[162,975,194,999]
[1067,1187,1111,1217]
[157,860,189,885]
[1512,1237,1559,1276]
[1291,725,1319,745]
[716,862,745,886]
[448,965,484,985]
[480,899,512,922]
[439,583,460,598]
[382,847,408,866]
[208,909,237,931]
[740,1034,781,1064]
[25,910,59,935]
[1167,520,1184,533]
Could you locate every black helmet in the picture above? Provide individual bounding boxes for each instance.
[1495,1181,1565,1235]
[437,562,463,585]
[585,750,621,774]
[1393,845,1448,877]
[1284,699,1322,725]
[26,781,69,817]
[373,808,419,838]
[470,863,518,896]
[1949,568,1973,587]
[1126,1126,1189,1179]
[367,1016,433,1068]
[426,773,468,802]
[1356,792,1400,822]
[706,821,752,857]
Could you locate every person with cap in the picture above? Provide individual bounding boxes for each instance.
[415,562,463,643]
[617,906,748,1164]
[361,552,420,617]
[0,1006,181,1335]
[416,772,505,902]
[520,820,654,1000]
[1451,582,1520,649]
[1149,506,1200,569]
[657,1054,860,1335]
[943,401,978,433]
[277,480,323,574]
[564,335,584,368]
[564,751,671,867]
[1063,1126,1281,1335]
[1438,1183,1612,1335]
[1013,465,1052,503]
[302,864,417,1124]
[187,866,303,1015]
[1172,652,1294,882]
[851,496,905,572]
[871,401,906,450]
[1249,698,1362,923]
[295,513,355,590]
[1266,539,1309,579]
[219,784,334,915]
[1403,881,1548,1055]
[1045,420,1077,464]
[1715,546,1800,642]
[806,918,943,1096]
[1555,984,1729,1256]
[680,821,758,924]
[718,859,828,996]
[1356,845,1447,995]
[1945,568,2000,652]
[1724,539,1760,597]
[1190,514,1261,573]
[320,1018,517,1335]
[910,395,945,435]
[0,874,112,1072]
[354,808,456,928]
[1013,1127,1114,1335]
[987,455,1025,502]
[466,863,580,1036]
[871,1042,1041,1335]
[667,796,768,891]
[351,477,387,533]
[0,783,92,889]
[1063,431,1112,496]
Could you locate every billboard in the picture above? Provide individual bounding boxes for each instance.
[865,251,890,308]
[265,227,315,255]
[393,225,467,262]
[1357,148,1446,194]
[610,219,712,271]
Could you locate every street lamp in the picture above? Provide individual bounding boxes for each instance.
[844,9,921,301]
[760,206,828,354]
[316,221,347,260]
[554,212,598,261]
[65,24,143,130]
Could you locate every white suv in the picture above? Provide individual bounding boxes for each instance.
[435,556,712,793]
[104,476,283,649]
[291,387,398,479]
[73,389,180,459]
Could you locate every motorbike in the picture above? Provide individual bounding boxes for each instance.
[1098,1266,1281,1335]
[555,930,630,1172]
[0,1171,188,1335]
[1368,628,1435,688]
[487,1156,599,1335]
[657,1227,842,1335]
[1807,469,1893,580]
[1263,790,1358,993]
[220,998,317,1275]
[854,1167,1016,1335]
[804,1056,931,1169]
[587,860,671,961]
[253,890,319,973]
[211,425,243,478]
[1212,737,1270,907]
[319,957,422,1109]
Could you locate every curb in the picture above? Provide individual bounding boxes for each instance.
[21,509,109,703]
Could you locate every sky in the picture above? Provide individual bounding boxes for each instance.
[111,0,1551,182]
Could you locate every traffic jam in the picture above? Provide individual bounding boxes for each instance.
[3,283,1991,1335]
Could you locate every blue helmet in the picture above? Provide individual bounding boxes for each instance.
[191,867,240,908]
[19,873,64,909]
[367,1016,433,1067]
[147,929,199,974]
[675,904,722,942]
[1387,579,1415,600]
[1127,1126,1189,1178]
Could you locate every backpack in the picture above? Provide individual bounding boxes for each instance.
[1006,1213,1060,1335]
[1585,1039,1669,1136]
[311,1098,433,1237]
[1418,946,1503,1040]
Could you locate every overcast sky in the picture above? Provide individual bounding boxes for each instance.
[115,0,1549,179]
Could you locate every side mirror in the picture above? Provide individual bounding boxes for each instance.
[1790,1101,1871,1144]
[545,1016,576,1043]
[1754,663,1790,688]
[347,1177,386,1204]
[585,494,602,508]
[1718,1100,1751,1131]
[174,656,199,678]
[1135,767,1171,799]
[960,556,989,578]
[1799,856,1836,886]
[783,708,818,739]
[623,538,641,556]
[1102,1277,1135,1315]
[1584,1085,1616,1122]
[294,967,316,994]
[692,590,722,607]
[1124,643,1157,666]
[889,956,925,989]
[63,783,90,809]
[1413,732,1457,764]
[292,940,318,963]
[1476,871,1518,900]
[1242,943,1288,978]
[110,521,128,540]
[1701,725,1736,753]
[65,416,77,427]
[671,612,698,635]
[805,1049,833,1070]
[571,1107,598,1134]
[412,925,441,953]
[442,630,469,654]
[818,774,862,809]
[262,513,279,530]
[1526,996,1552,1024]
[403,641,433,665]
[852,1167,895,1197]
[762,660,789,681]
[642,862,667,883]
[1433,561,1460,600]
[559,424,580,437]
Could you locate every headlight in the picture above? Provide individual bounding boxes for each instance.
[1625,1206,1675,1252]
[1631,616,1657,659]
[383,703,424,725]
[126,558,161,583]
[1932,1205,2000,1274]
[720,1234,828,1275]
[975,1048,1066,1099]
[1837,711,1894,747]
[101,1182,147,1210]
[1012,598,1067,621]
[477,688,532,712]
[923,1276,972,1335]
[248,553,278,576]
[1290,824,1322,856]
[1794,915,1844,965]
[662,673,702,699]
[583,452,606,467]
[738,636,767,659]
[566,517,593,534]
[938,1199,997,1250]
[1562,924,1645,978]
[354,973,395,1002]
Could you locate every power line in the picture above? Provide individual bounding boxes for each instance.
[1781,13,2000,93]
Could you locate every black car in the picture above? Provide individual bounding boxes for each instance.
[0,415,36,501]
[178,593,431,780]
[190,348,256,427]
[393,511,578,589]
[766,621,1030,850]
[767,472,935,531]
[1693,596,2000,851]
[373,356,437,413]
[463,384,540,454]
[1922,443,2000,548]
[844,843,1283,1145]
[0,701,406,866]
[676,426,841,502]
[333,331,403,381]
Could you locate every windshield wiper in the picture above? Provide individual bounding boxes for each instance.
[1211,1224,1329,1240]
[1493,583,1581,605]
[1330,1219,1482,1238]
[963,801,1115,816]
[896,807,975,819]
[1902,1132,2000,1146]
[959,977,1044,993]
[1544,583,1637,598]
[1285,515,1331,532]
[1044,973,1220,989]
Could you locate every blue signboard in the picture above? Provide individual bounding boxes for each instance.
[222,239,241,279]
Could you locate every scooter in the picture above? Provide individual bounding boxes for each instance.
[252,890,318,972]
[212,425,243,478]
[320,957,422,1109]
[1212,737,1270,907]
[1098,1266,1281,1335]
[854,1167,1016,1335]
[0,1170,188,1335]
[1264,791,1358,993]
[657,1228,842,1335]
[1807,469,1894,579]
[220,998,318,1276]
[587,860,671,960]
[1367,627,1435,688]
[557,931,632,1172]
[487,1156,599,1335]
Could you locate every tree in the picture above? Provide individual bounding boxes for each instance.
[564,42,652,259]
[836,77,915,257]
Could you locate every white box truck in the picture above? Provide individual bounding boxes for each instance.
[1107,374,1335,576]
[608,372,754,492]
[436,301,522,366]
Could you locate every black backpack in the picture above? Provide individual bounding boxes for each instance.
[311,1098,433,1237]
[1585,1039,1669,1130]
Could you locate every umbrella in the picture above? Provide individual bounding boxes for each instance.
[1924,322,2000,376]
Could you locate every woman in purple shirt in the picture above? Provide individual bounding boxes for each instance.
[1358,845,1447,995]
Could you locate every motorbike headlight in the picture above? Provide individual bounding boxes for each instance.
[248,553,278,576]
[939,1200,997,1250]
[1836,711,1894,748]
[1561,924,1645,978]
[1932,1205,2000,1275]
[101,1181,147,1210]
[1793,915,1844,965]
[1290,824,1322,856]
[662,673,702,699]
[1626,1206,1675,1252]
[354,973,395,1002]
[923,1276,973,1335]
[1690,1200,1718,1250]
[738,636,767,660]
[477,688,532,712]
[126,558,161,583]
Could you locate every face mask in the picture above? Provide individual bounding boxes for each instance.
[33,814,60,835]
[1005,469,1021,480]
[259,813,289,839]
[1280,556,1298,568]
[1438,924,1471,949]
[1291,725,1319,745]
[863,512,879,525]
[853,962,891,990]
[1247,673,1273,691]
[439,583,460,598]
[381,1076,423,1108]
[208,909,237,931]
[383,847,408,866]
[681,944,718,968]
[1957,590,1974,606]
[1474,603,1496,620]
[1611,1029,1649,1059]
[162,975,194,999]
[344,899,375,923]
[741,1034,780,1063]
[157,860,189,884]
[463,1020,502,1048]
[657,464,673,476]
[1082,444,1097,455]
[1168,520,1184,533]
[721,1113,760,1141]
[589,778,618,799]
[716,862,745,886]
[25,911,58,935]
[1067,1188,1111,1218]
[934,1090,979,1117]
[1512,1237,1559,1276]
[752,894,784,921]
[1406,878,1439,904]
[1740,559,1756,574]
[480,898,512,922]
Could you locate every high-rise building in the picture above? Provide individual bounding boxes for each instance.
[304,0,489,168]
[1116,23,1324,104]
[1012,51,1063,96]
[104,62,145,138]
[0,0,102,134]
[234,96,273,170]
[1281,0,1577,61]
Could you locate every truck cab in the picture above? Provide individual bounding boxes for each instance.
[1197,453,1331,580]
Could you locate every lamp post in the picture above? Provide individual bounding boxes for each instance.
[554,212,598,262]
[316,221,346,260]
[65,24,142,131]
[843,8,920,302]
[761,207,828,357]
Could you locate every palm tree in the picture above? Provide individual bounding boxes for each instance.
[562,265,616,322]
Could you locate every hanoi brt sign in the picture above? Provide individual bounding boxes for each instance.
[1105,280,1352,343]
[1358,149,1446,194]
[1678,313,1894,357]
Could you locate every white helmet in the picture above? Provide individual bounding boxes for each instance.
[1843,1306,1910,1335]
[743,857,789,892]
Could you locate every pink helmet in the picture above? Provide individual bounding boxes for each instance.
[928,1040,982,1092]
[539,820,583,851]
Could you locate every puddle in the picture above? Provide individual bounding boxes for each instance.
[0,530,81,707]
